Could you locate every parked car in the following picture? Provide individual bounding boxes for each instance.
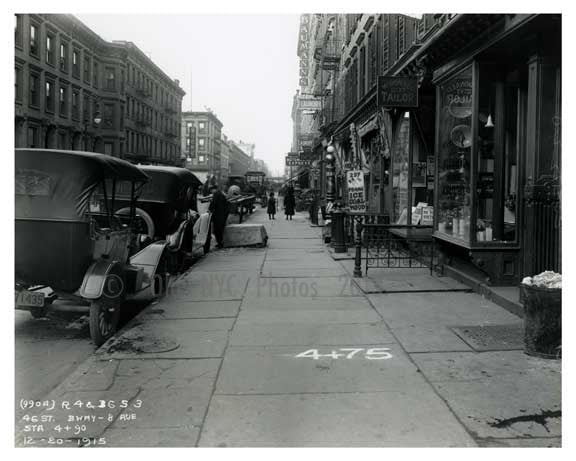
[113,165,209,273]
[15,148,169,346]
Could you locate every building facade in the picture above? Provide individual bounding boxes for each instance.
[181,111,223,184]
[220,133,231,185]
[294,13,561,286]
[228,141,252,177]
[15,14,185,165]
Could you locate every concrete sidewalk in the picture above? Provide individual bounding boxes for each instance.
[15,207,561,447]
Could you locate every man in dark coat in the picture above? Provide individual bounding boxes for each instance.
[284,186,296,220]
[209,185,229,249]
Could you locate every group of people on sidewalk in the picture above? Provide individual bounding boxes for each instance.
[267,185,295,221]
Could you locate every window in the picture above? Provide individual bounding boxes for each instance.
[29,73,39,107]
[398,16,406,57]
[84,56,91,83]
[15,15,23,48]
[30,23,39,56]
[58,131,67,149]
[198,122,205,131]
[83,96,89,121]
[72,49,80,77]
[381,16,389,73]
[198,138,205,150]
[45,81,55,112]
[198,154,205,163]
[59,86,67,116]
[46,34,54,65]
[103,104,114,128]
[15,67,23,102]
[104,143,113,155]
[28,126,38,148]
[105,67,115,90]
[359,46,366,96]
[436,66,473,240]
[72,90,79,119]
[93,61,98,87]
[60,42,68,71]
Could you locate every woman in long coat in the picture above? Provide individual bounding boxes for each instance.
[284,187,296,220]
[267,192,277,220]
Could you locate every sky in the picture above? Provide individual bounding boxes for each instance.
[76,14,301,177]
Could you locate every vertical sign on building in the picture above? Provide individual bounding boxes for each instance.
[347,170,366,213]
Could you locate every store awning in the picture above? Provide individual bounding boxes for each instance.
[357,114,379,138]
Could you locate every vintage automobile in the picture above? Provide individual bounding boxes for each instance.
[15,149,170,346]
[113,165,210,272]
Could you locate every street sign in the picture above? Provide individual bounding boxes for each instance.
[286,158,313,167]
[346,170,366,212]
[377,76,419,108]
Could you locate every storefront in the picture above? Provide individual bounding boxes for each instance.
[424,14,561,285]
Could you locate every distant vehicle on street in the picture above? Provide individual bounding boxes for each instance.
[15,149,170,346]
[244,171,267,206]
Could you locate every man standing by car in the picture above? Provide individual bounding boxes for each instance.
[209,184,229,249]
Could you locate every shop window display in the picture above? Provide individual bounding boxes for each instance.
[392,113,410,222]
[436,63,520,245]
[475,67,519,243]
[436,66,473,239]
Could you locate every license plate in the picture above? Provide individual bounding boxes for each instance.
[15,290,45,307]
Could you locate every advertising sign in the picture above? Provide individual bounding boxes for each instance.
[377,76,419,108]
[286,158,312,167]
[346,170,366,213]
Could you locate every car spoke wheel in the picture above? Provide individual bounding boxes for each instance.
[90,297,121,347]
[89,273,123,347]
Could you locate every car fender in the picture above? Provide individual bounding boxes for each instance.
[79,259,123,300]
[130,240,168,284]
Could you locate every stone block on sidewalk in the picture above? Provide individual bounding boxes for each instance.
[223,224,268,248]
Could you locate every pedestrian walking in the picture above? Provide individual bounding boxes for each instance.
[284,186,296,220]
[267,192,277,220]
[208,184,229,249]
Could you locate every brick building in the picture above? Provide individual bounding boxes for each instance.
[14,14,184,165]
[181,111,223,184]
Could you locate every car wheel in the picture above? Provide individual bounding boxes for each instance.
[89,273,124,347]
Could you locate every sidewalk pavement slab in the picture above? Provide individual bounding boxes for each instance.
[267,239,324,249]
[214,344,428,395]
[235,296,381,325]
[386,324,474,353]
[244,275,365,298]
[198,392,476,447]
[16,357,220,446]
[261,261,340,271]
[367,292,520,328]
[229,322,396,347]
[165,271,250,301]
[259,268,349,278]
[265,249,328,260]
[411,351,561,440]
[96,320,231,359]
[140,300,241,320]
[340,264,470,293]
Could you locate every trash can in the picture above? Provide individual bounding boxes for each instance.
[521,284,562,359]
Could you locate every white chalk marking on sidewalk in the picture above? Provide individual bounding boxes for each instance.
[292,347,393,360]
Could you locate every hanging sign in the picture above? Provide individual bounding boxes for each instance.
[377,76,419,108]
[347,170,366,213]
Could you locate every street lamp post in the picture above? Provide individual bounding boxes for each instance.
[325,144,335,203]
[84,111,102,152]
